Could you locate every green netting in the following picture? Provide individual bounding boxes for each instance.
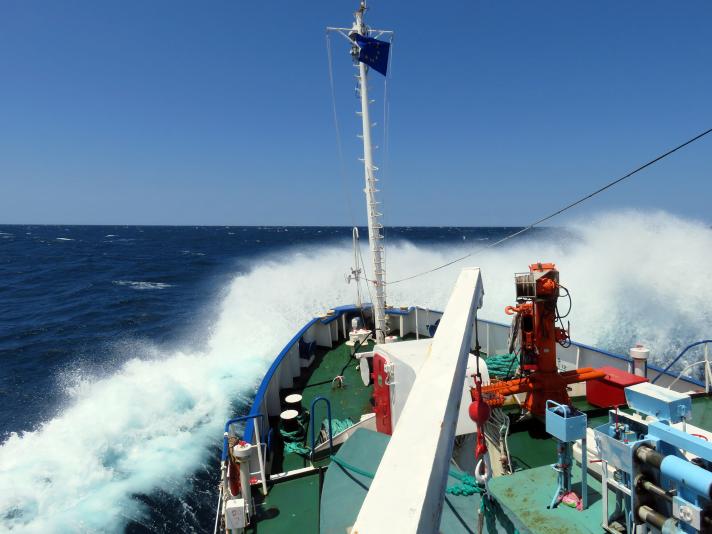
[284,442,312,456]
[324,417,354,436]
[486,353,518,379]
[280,411,309,456]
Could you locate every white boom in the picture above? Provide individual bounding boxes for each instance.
[352,268,485,533]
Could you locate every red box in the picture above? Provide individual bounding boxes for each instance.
[586,366,648,408]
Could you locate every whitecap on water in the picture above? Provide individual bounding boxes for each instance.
[112,280,173,290]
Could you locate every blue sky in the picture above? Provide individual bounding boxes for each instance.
[1,1,710,226]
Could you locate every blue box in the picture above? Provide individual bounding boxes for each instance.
[624,382,692,423]
[545,401,587,442]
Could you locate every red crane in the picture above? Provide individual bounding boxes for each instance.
[472,263,605,416]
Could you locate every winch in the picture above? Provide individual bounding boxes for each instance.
[472,262,605,416]
[594,381,711,533]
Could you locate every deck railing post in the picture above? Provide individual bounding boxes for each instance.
[253,420,268,495]
[705,343,710,394]
[221,414,267,492]
[486,322,490,355]
[310,396,334,458]
[415,307,419,340]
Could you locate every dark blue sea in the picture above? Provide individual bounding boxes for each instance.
[1,218,710,532]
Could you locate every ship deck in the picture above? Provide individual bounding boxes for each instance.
[243,336,712,533]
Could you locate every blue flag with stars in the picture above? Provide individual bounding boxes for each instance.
[352,34,390,76]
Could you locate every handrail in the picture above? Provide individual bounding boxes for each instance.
[213,484,223,534]
[667,360,708,391]
[222,413,269,497]
[651,340,712,384]
[222,414,265,462]
[217,413,268,533]
[309,396,334,458]
[243,317,319,444]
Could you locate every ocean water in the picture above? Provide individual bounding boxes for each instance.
[1,212,711,532]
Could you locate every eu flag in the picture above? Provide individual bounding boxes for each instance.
[352,34,390,76]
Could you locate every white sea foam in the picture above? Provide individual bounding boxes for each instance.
[380,210,712,362]
[55,237,74,242]
[0,210,710,532]
[112,281,173,290]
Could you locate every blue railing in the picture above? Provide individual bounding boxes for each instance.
[309,396,334,458]
[651,340,712,384]
[243,317,319,444]
[221,414,264,462]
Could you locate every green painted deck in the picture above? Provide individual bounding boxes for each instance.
[299,341,375,426]
[505,395,712,472]
[320,428,482,534]
[247,473,321,534]
[489,464,613,534]
[252,332,712,533]
[489,396,712,533]
[275,339,376,472]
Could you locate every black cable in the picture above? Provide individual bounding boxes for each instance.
[386,127,712,286]
[505,349,519,379]
[557,285,572,319]
[474,314,481,380]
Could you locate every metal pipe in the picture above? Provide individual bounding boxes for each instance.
[661,454,712,499]
[635,445,663,469]
[636,475,672,502]
[581,436,588,510]
[253,420,268,496]
[213,483,223,534]
[310,396,334,457]
[638,505,666,530]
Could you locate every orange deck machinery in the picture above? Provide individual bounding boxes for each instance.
[472,263,605,416]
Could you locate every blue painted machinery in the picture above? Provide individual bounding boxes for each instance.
[593,382,712,533]
[545,400,589,510]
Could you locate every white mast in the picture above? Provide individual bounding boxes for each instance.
[352,1,387,344]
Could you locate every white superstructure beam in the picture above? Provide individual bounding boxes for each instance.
[352,268,484,533]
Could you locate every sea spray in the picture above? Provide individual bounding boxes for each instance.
[0,249,357,532]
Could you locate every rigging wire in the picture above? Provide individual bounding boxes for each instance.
[328,29,370,312]
[386,126,712,286]
[326,31,358,227]
[380,35,394,280]
[357,239,376,312]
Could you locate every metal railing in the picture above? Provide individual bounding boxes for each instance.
[221,414,268,494]
[650,340,712,392]
[309,396,334,459]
